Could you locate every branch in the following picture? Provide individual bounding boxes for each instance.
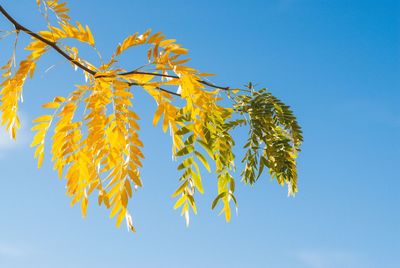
[128,82,181,97]
[0,5,96,76]
[0,4,228,97]
[120,70,230,91]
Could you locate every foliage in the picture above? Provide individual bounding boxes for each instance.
[0,1,303,232]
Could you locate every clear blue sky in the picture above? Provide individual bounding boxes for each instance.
[0,0,399,267]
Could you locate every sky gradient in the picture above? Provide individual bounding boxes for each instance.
[0,0,399,267]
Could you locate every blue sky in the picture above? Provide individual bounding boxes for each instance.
[0,0,399,267]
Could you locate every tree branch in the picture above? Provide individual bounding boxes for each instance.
[0,4,227,97]
[120,70,230,91]
[128,82,181,97]
[0,5,97,76]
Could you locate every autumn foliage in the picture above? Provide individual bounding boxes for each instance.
[0,1,303,232]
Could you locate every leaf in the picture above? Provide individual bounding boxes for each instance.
[195,151,211,172]
[31,131,45,147]
[125,212,136,232]
[33,143,45,168]
[224,202,231,222]
[37,150,44,168]
[175,126,191,136]
[172,181,188,197]
[116,209,125,227]
[159,39,176,47]
[257,156,267,180]
[98,191,104,206]
[173,195,186,209]
[125,180,132,198]
[176,145,194,157]
[32,115,52,123]
[162,113,169,133]
[110,202,121,219]
[211,192,226,210]
[192,172,204,194]
[177,157,193,170]
[85,25,95,46]
[152,104,164,126]
[42,102,61,109]
[54,96,66,102]
[31,122,49,131]
[197,140,214,160]
[227,192,238,209]
[199,72,216,77]
[81,196,88,218]
[188,196,197,214]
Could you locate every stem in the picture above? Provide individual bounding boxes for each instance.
[0,5,96,76]
[127,82,181,97]
[120,70,230,91]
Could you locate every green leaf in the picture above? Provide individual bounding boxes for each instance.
[195,151,211,172]
[177,157,193,170]
[211,192,227,210]
[197,140,214,160]
[186,195,197,214]
[175,126,191,135]
[184,134,195,145]
[256,155,268,180]
[176,145,194,157]
[172,181,188,197]
[229,192,238,208]
[192,172,204,194]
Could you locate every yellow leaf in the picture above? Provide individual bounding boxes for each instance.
[54,96,65,101]
[159,39,176,47]
[126,73,154,84]
[103,195,110,208]
[98,191,104,206]
[124,180,132,198]
[192,172,204,194]
[195,151,211,172]
[32,115,52,123]
[30,131,45,147]
[31,122,49,131]
[110,202,121,219]
[125,212,136,232]
[224,201,231,222]
[116,208,126,227]
[128,169,142,187]
[81,196,88,218]
[34,143,44,158]
[121,190,128,208]
[173,195,186,209]
[171,47,188,55]
[85,25,95,46]
[199,72,216,77]
[152,104,164,126]
[42,102,61,109]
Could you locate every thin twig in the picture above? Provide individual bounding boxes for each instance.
[127,82,181,97]
[120,70,230,91]
[0,5,96,75]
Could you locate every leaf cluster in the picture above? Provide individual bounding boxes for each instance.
[0,1,303,232]
[234,84,303,195]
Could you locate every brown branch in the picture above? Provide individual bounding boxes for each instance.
[120,70,230,91]
[155,86,181,97]
[0,4,227,97]
[0,5,96,76]
[128,82,181,97]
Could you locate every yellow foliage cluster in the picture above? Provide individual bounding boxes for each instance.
[0,1,303,232]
